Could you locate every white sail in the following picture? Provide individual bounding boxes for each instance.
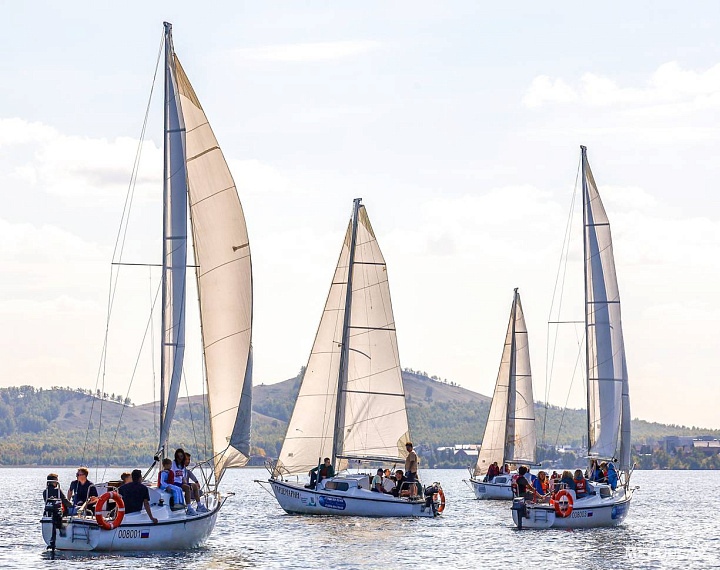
[582,146,629,466]
[276,201,410,477]
[473,289,535,477]
[172,56,254,482]
[155,23,253,483]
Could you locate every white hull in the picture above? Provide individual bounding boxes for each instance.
[269,478,440,518]
[511,486,633,529]
[468,476,513,500]
[41,494,221,552]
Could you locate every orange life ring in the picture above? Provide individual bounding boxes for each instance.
[432,487,446,514]
[552,489,573,518]
[95,491,125,530]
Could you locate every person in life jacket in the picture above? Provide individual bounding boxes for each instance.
[573,469,588,498]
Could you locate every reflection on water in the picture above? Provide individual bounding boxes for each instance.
[2,467,717,569]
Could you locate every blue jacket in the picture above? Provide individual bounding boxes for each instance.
[607,463,618,490]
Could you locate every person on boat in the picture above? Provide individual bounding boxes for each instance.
[559,470,576,491]
[573,469,588,498]
[119,469,158,524]
[171,448,192,504]
[513,465,533,499]
[597,461,609,484]
[588,459,603,482]
[371,468,385,493]
[502,463,511,474]
[485,461,500,482]
[382,469,396,493]
[184,452,208,512]
[43,473,72,513]
[158,458,186,510]
[67,467,98,514]
[120,472,131,485]
[606,462,619,490]
[307,457,335,489]
[391,469,409,497]
[404,442,419,495]
[532,470,549,501]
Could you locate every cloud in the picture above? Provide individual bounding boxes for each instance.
[0,118,161,205]
[522,62,720,109]
[232,40,381,63]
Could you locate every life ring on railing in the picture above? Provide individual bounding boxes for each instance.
[552,489,573,518]
[432,487,446,514]
[95,491,125,530]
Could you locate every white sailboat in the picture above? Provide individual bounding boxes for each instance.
[511,146,635,529]
[263,198,444,517]
[41,22,253,551]
[467,288,536,500]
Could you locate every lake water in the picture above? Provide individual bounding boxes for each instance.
[2,467,716,569]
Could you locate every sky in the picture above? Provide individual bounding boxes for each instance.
[1,1,719,430]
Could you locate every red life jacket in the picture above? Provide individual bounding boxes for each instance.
[575,478,587,495]
[157,469,175,487]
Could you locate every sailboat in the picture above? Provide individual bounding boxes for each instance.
[511,146,635,529]
[467,288,536,500]
[263,198,444,517]
[41,22,253,551]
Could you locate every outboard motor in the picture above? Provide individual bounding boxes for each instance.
[511,497,528,530]
[423,484,438,508]
[44,498,64,558]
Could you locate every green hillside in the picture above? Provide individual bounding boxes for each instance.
[0,372,717,467]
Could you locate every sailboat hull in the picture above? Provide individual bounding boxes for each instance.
[468,476,514,500]
[41,496,221,552]
[511,487,633,529]
[268,478,440,518]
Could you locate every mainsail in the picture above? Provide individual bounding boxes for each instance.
[473,289,535,477]
[160,22,253,483]
[276,199,410,477]
[582,146,630,470]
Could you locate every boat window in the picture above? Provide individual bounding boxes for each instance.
[495,476,507,484]
[324,481,349,492]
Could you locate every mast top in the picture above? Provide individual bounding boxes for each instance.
[580,145,587,153]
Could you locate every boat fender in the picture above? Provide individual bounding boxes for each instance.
[95,491,125,530]
[432,486,446,515]
[552,489,573,518]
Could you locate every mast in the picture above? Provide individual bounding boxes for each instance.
[158,21,188,455]
[331,198,362,467]
[503,288,519,462]
[581,144,591,459]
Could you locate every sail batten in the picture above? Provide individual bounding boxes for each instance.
[276,201,410,477]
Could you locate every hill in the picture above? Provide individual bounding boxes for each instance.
[0,373,718,467]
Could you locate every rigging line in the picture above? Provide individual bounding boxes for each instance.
[82,33,164,466]
[542,155,581,446]
[554,326,585,449]
[101,276,163,481]
[151,267,158,439]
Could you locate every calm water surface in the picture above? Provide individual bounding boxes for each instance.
[1,468,716,569]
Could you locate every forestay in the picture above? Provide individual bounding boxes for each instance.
[275,201,410,477]
[473,289,535,477]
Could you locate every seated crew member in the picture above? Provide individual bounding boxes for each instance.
[184,452,208,513]
[371,468,385,492]
[43,473,72,513]
[158,458,185,509]
[67,467,98,514]
[573,469,588,498]
[119,469,158,524]
[307,458,335,488]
